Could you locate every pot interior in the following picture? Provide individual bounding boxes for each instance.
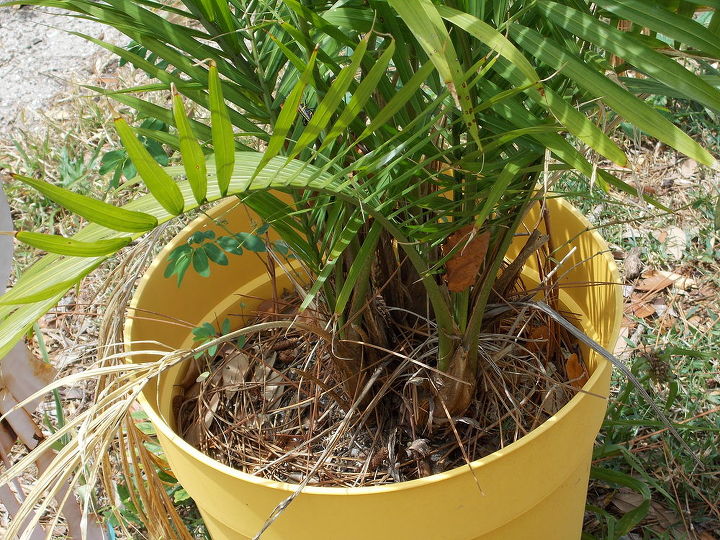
[125,196,621,455]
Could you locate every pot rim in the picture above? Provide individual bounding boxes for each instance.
[126,197,621,496]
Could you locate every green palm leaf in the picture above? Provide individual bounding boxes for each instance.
[13,174,157,232]
[289,34,369,159]
[209,61,235,196]
[172,87,207,204]
[389,0,482,148]
[15,232,132,257]
[114,117,185,215]
[538,2,720,113]
[594,0,720,58]
[319,40,396,152]
[509,24,716,166]
[252,48,319,178]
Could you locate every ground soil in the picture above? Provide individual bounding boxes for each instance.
[0,5,122,139]
[0,6,122,534]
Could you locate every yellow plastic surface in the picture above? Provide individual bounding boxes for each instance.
[124,197,622,540]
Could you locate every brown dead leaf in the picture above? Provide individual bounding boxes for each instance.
[565,353,588,389]
[540,364,562,415]
[656,270,695,291]
[407,439,431,457]
[653,230,668,243]
[541,385,562,415]
[222,352,250,399]
[203,393,220,429]
[442,226,490,292]
[698,285,716,298]
[679,158,698,179]
[261,353,283,402]
[526,325,550,354]
[658,316,675,332]
[636,269,695,292]
[626,292,658,318]
[635,270,674,292]
[611,487,681,532]
[620,316,633,328]
[611,487,644,513]
[256,298,280,316]
[664,227,687,261]
[634,302,657,319]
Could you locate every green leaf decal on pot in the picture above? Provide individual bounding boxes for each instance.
[191,246,210,277]
[203,242,228,266]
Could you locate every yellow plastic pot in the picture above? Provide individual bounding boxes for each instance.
[125,197,621,540]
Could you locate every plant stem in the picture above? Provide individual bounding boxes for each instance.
[462,174,538,366]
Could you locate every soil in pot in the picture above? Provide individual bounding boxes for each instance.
[174,253,591,487]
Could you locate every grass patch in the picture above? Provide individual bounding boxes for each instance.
[556,103,719,537]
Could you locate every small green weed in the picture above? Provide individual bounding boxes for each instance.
[100,410,210,539]
[99,118,169,188]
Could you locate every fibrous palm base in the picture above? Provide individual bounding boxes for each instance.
[176,290,582,487]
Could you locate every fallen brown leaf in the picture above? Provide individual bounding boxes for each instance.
[664,227,687,261]
[656,270,695,290]
[223,351,250,399]
[541,385,562,415]
[635,270,675,292]
[526,325,550,354]
[679,158,698,178]
[620,316,635,328]
[565,353,588,389]
[653,230,668,243]
[611,487,644,513]
[203,393,220,429]
[658,316,675,332]
[626,292,658,319]
[442,226,490,293]
[407,438,431,457]
[611,487,681,532]
[634,303,656,318]
[698,285,716,297]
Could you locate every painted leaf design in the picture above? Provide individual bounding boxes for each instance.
[442,226,490,292]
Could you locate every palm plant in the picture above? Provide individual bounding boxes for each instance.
[1,0,719,536]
